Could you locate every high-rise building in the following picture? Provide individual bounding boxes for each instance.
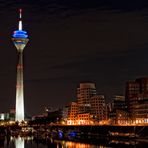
[66,83,107,125]
[90,95,106,121]
[77,83,97,113]
[109,95,129,124]
[125,81,139,108]
[126,77,148,122]
[136,78,148,94]
[113,95,126,110]
[12,9,29,121]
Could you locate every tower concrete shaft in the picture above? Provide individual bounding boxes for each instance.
[13,38,28,122]
[16,51,24,121]
[12,9,29,122]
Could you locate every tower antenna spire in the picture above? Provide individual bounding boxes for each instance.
[19,8,22,30]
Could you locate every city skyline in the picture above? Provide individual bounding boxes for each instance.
[0,1,148,115]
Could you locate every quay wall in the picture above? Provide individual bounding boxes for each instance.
[46,125,148,137]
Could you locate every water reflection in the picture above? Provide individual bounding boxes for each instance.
[3,136,147,148]
[15,137,24,148]
[56,140,105,148]
[7,137,106,148]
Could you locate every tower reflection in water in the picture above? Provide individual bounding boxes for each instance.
[15,137,24,148]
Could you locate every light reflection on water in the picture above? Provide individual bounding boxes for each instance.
[54,140,105,148]
[4,137,107,148]
[3,136,148,148]
[15,137,24,148]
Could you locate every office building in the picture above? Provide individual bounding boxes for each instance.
[77,83,97,113]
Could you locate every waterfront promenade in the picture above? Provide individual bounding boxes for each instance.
[1,123,148,139]
[0,124,148,147]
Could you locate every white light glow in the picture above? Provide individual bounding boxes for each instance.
[19,21,22,30]
[15,52,24,122]
[15,137,24,148]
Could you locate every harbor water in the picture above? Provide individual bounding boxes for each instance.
[1,136,148,148]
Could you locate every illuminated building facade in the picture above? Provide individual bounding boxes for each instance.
[77,113,91,125]
[12,9,29,121]
[0,113,9,120]
[109,96,129,124]
[126,77,148,123]
[113,96,126,110]
[90,95,106,121]
[77,83,97,113]
[67,102,78,125]
[66,83,107,125]
[115,109,129,124]
[126,81,139,109]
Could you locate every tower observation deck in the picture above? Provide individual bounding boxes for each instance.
[12,9,29,122]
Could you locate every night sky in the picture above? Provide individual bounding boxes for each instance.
[0,0,148,115]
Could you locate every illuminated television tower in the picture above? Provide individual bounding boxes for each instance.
[12,9,29,121]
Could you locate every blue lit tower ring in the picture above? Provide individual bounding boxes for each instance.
[12,9,29,122]
[12,30,29,52]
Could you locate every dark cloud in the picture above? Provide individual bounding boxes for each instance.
[0,0,148,115]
